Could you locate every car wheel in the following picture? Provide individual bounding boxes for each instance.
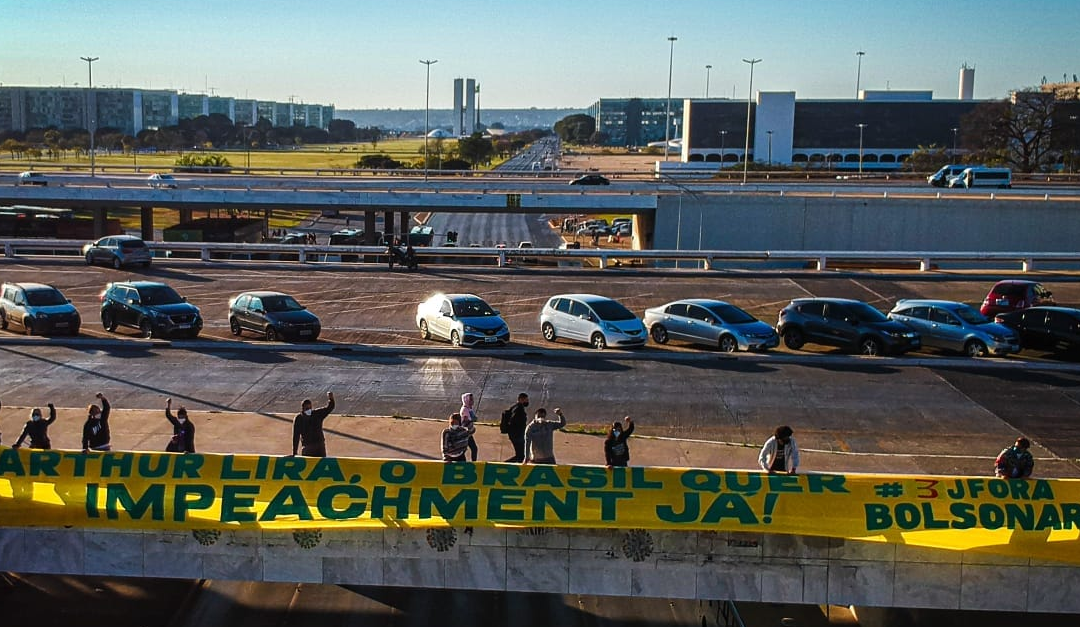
[265,326,279,342]
[23,318,34,336]
[859,336,883,356]
[112,256,122,270]
[719,334,738,353]
[541,322,557,342]
[591,332,607,350]
[138,318,153,339]
[782,327,805,350]
[85,253,94,266]
[229,317,242,336]
[650,324,669,344]
[451,330,462,347]
[419,319,431,340]
[965,339,988,358]
[101,309,117,332]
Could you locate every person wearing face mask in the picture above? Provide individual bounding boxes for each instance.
[13,403,57,450]
[458,392,479,462]
[502,393,530,463]
[291,391,335,457]
[164,397,196,454]
[82,393,111,453]
[604,416,635,467]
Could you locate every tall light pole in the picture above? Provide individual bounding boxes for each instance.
[951,127,959,159]
[664,36,677,162]
[419,59,438,181]
[1070,115,1078,173]
[857,123,868,175]
[766,130,774,167]
[80,55,99,177]
[855,51,865,99]
[719,129,727,169]
[741,58,761,184]
[705,64,712,98]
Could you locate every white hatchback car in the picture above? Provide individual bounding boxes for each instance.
[416,293,510,347]
[539,293,646,350]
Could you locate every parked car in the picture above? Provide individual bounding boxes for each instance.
[996,307,1080,354]
[228,291,320,341]
[888,299,1020,357]
[540,293,646,350]
[147,173,179,189]
[0,282,80,336]
[100,281,202,339]
[416,293,510,347]
[776,297,920,356]
[569,174,611,186]
[979,280,1054,317]
[18,171,47,186]
[644,299,779,352]
[83,235,152,269]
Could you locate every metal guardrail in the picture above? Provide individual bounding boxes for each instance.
[0,238,1072,272]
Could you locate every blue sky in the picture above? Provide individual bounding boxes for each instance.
[1,0,1077,109]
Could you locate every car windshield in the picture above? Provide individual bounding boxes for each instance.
[262,295,303,312]
[25,288,66,306]
[453,298,496,317]
[120,240,147,250]
[847,302,888,323]
[706,303,756,324]
[137,285,184,305]
[954,305,989,325]
[589,299,636,321]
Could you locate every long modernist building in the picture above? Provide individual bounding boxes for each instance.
[0,86,334,136]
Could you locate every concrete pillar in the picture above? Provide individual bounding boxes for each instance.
[92,208,107,238]
[179,207,193,225]
[364,211,377,244]
[264,207,273,239]
[399,211,410,242]
[384,211,396,244]
[140,207,154,241]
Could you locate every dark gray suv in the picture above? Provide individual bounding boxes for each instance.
[776,297,920,356]
[100,281,202,339]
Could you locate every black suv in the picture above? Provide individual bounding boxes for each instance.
[776,297,921,356]
[995,306,1080,354]
[100,281,202,339]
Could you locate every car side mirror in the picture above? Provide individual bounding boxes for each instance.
[443,311,452,317]
[182,297,188,302]
[492,309,500,315]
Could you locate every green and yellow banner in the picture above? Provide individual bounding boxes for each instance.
[2,447,1079,563]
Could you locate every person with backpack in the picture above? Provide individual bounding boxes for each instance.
[501,393,530,462]
[995,437,1034,478]
[604,416,635,467]
[164,398,196,454]
[459,392,479,462]
[13,404,57,450]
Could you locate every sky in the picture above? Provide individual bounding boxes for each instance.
[2,0,1078,110]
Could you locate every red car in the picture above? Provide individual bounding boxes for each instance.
[979,280,1054,317]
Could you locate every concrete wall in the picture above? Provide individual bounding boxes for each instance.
[2,526,1079,613]
[654,195,1080,253]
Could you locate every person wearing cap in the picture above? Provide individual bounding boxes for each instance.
[13,403,57,449]
[291,391,335,457]
[995,437,1034,478]
[164,398,196,453]
[758,425,799,474]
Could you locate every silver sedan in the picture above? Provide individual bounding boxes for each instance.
[644,299,779,352]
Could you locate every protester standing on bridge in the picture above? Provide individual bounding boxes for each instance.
[995,437,1034,478]
[459,392,480,461]
[441,413,475,462]
[758,425,799,474]
[502,393,530,462]
[524,407,567,465]
[82,393,112,453]
[164,398,196,454]
[13,403,56,450]
[604,416,635,467]
[291,391,335,457]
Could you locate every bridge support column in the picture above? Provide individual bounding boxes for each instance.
[140,207,154,241]
[384,211,396,244]
[816,256,827,271]
[364,211,377,244]
[399,211,410,241]
[264,207,273,238]
[1023,258,1034,272]
[919,257,931,272]
[92,208,108,238]
[179,207,193,225]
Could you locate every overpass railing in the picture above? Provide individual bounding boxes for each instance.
[0,238,1071,272]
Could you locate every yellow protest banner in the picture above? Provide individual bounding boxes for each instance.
[1,447,1078,564]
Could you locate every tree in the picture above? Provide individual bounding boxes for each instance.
[328,119,357,143]
[904,144,951,173]
[457,132,494,168]
[961,91,1057,172]
[356,154,402,169]
[554,114,596,144]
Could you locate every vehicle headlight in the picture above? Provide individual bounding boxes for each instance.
[35,312,48,318]
[603,322,619,333]
[989,334,1006,342]
[151,311,169,320]
[463,325,477,333]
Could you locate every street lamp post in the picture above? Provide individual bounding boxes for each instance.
[855,51,865,99]
[80,55,99,177]
[857,123,868,175]
[705,64,712,98]
[766,130,773,167]
[719,130,727,169]
[664,36,677,162]
[741,58,762,184]
[1070,115,1078,173]
[419,59,438,181]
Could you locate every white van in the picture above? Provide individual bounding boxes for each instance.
[927,164,971,187]
[946,167,1012,189]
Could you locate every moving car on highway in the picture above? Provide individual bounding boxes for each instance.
[979,280,1054,317]
[995,306,1080,354]
[644,298,778,352]
[540,293,646,350]
[776,297,920,356]
[569,174,610,186]
[0,282,80,336]
[888,299,1019,357]
[229,291,321,341]
[416,293,510,347]
[18,171,47,186]
[147,173,179,189]
[83,235,152,269]
[100,281,202,339]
